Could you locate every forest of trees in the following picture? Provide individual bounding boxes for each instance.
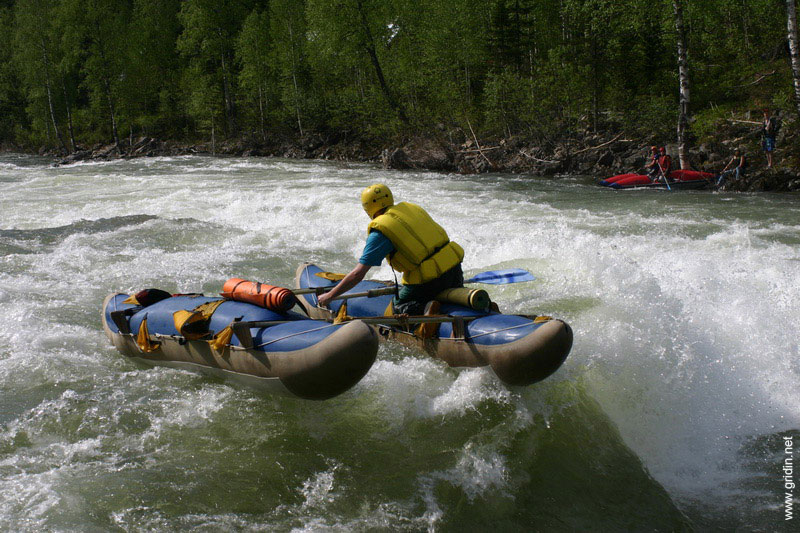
[0,0,798,154]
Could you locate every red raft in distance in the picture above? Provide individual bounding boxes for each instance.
[599,169,715,190]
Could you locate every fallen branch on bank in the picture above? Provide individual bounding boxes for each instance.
[466,119,495,168]
[570,132,631,155]
[457,146,501,153]
[519,150,560,164]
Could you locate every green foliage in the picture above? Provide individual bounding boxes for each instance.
[269,0,311,133]
[483,68,535,137]
[621,95,676,139]
[125,0,183,136]
[0,0,797,150]
[0,5,26,142]
[690,103,740,143]
[236,8,277,137]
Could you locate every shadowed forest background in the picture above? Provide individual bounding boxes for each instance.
[0,0,797,158]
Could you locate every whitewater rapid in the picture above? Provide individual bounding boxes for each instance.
[1,154,798,530]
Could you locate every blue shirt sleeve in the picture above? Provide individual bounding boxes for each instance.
[359,230,395,266]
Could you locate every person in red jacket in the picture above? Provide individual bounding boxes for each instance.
[656,147,672,181]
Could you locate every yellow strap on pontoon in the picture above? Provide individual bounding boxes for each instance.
[172,309,205,339]
[533,316,552,323]
[315,271,346,282]
[173,299,227,340]
[194,300,226,318]
[208,324,233,351]
[123,294,140,305]
[136,317,161,353]
[333,302,351,324]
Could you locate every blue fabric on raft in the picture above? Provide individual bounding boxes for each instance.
[297,264,544,346]
[104,294,339,353]
[435,305,540,344]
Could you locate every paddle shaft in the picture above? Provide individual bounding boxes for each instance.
[293,286,396,299]
[293,267,533,305]
[354,315,477,326]
[658,162,672,190]
[235,315,476,329]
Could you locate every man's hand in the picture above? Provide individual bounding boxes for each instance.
[315,263,372,308]
[317,290,334,308]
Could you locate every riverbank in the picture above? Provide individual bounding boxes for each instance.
[8,119,800,192]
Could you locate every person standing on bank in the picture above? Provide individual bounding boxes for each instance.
[317,184,465,316]
[762,108,777,168]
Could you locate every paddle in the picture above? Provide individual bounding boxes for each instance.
[234,315,476,329]
[297,268,535,310]
[657,161,672,191]
[293,286,396,299]
[312,268,536,286]
[465,268,535,285]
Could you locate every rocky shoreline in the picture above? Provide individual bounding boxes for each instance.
[11,127,800,193]
[378,131,800,192]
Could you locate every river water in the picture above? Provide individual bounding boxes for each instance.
[1,153,798,531]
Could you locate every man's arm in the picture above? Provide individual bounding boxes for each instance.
[317,263,372,307]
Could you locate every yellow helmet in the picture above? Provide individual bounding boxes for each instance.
[361,184,394,218]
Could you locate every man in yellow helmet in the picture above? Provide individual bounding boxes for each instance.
[317,184,465,315]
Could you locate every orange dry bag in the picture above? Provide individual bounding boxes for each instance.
[220,278,296,313]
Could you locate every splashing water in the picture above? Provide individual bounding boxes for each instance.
[0,154,798,530]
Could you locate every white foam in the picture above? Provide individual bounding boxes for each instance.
[300,463,340,509]
[1,155,798,527]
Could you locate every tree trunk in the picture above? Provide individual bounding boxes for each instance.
[591,34,599,133]
[220,49,238,135]
[285,20,304,136]
[40,39,66,154]
[61,77,76,152]
[673,0,690,170]
[103,75,120,147]
[93,38,120,147]
[788,0,800,120]
[355,0,409,125]
[464,62,471,108]
[211,112,216,155]
[258,84,266,141]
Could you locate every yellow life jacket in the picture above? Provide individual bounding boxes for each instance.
[368,202,464,285]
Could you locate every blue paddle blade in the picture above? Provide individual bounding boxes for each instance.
[465,268,535,285]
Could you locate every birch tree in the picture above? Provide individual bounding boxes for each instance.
[788,0,800,119]
[271,0,308,135]
[179,0,249,136]
[237,8,277,141]
[673,0,690,170]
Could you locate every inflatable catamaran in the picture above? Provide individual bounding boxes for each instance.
[101,285,378,400]
[295,263,573,386]
[102,264,572,397]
